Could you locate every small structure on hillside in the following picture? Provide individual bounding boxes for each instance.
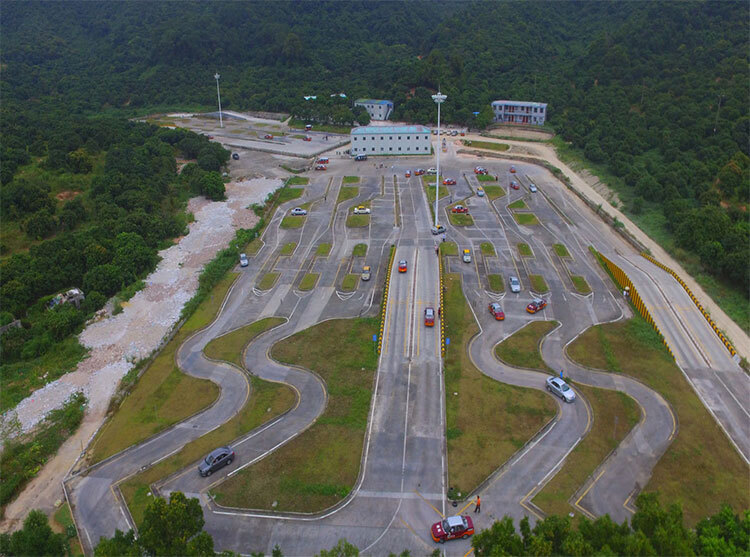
[48,288,85,309]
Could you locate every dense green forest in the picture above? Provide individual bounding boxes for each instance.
[1,2,747,294]
[0,106,229,410]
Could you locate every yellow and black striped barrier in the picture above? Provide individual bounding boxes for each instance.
[597,251,675,360]
[378,246,396,354]
[439,248,445,357]
[641,253,737,359]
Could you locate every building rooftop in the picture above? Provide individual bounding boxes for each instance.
[492,100,547,107]
[352,125,431,135]
[355,99,394,105]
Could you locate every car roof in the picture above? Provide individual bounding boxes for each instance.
[464,249,470,253]
[490,302,502,310]
[399,260,406,264]
[425,307,434,314]
[208,446,231,457]
[548,377,564,386]
[510,276,519,282]
[363,266,370,270]
[446,516,465,528]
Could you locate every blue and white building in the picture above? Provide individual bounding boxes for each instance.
[491,100,547,125]
[350,125,431,156]
[354,99,394,121]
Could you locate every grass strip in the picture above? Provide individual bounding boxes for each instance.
[343,176,360,184]
[567,316,750,524]
[352,243,367,257]
[532,384,640,517]
[448,212,474,226]
[477,174,498,182]
[444,274,555,500]
[337,186,358,204]
[488,274,504,292]
[257,272,279,291]
[553,243,570,257]
[276,187,304,203]
[298,273,319,291]
[514,213,539,225]
[423,183,449,203]
[483,185,506,199]
[571,275,591,294]
[121,319,294,526]
[280,242,296,256]
[529,274,549,293]
[212,318,378,512]
[495,321,557,373]
[440,241,458,256]
[88,273,241,463]
[518,243,533,257]
[508,199,527,210]
[280,215,305,229]
[52,502,84,557]
[315,243,331,257]
[464,139,510,152]
[286,177,309,186]
[341,274,358,291]
[346,214,370,228]
[244,237,263,256]
[480,242,496,256]
[288,118,352,134]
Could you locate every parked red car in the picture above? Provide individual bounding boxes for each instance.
[443,178,456,185]
[488,302,505,320]
[264,134,274,139]
[451,205,468,214]
[431,515,475,543]
[315,164,327,171]
[526,298,548,314]
[474,166,488,175]
[510,181,520,190]
[318,157,329,164]
[415,169,425,176]
[303,136,312,142]
[510,165,517,173]
[405,170,411,178]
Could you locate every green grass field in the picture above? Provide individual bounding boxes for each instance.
[508,199,527,210]
[341,274,358,291]
[518,243,533,257]
[213,318,378,512]
[529,274,549,293]
[352,243,367,257]
[423,183,449,203]
[315,243,331,257]
[483,185,506,199]
[567,317,750,524]
[571,275,591,294]
[337,186,358,203]
[480,242,495,256]
[286,177,309,186]
[553,243,570,257]
[346,214,370,228]
[465,140,510,152]
[440,241,458,256]
[514,213,539,225]
[280,215,305,229]
[88,274,239,463]
[448,212,474,226]
[257,272,280,290]
[298,273,319,291]
[244,236,264,256]
[280,242,296,256]
[495,321,557,373]
[477,174,498,182]
[343,176,360,184]
[488,274,504,292]
[277,187,304,203]
[444,274,555,499]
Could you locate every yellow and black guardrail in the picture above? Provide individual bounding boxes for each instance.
[641,253,737,359]
[378,245,396,354]
[439,246,446,357]
[596,251,675,361]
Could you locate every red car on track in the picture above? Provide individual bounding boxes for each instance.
[405,170,411,178]
[315,164,327,171]
[415,169,425,176]
[451,205,468,214]
[264,134,274,139]
[443,178,456,185]
[474,166,488,175]
[510,181,520,190]
[431,515,475,543]
[526,298,548,314]
[303,136,312,141]
[510,165,517,173]
[488,302,505,320]
[424,307,435,327]
[398,260,407,273]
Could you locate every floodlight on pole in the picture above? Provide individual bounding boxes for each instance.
[214,72,223,128]
[432,92,447,227]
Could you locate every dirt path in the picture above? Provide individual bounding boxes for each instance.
[0,178,282,531]
[465,133,750,361]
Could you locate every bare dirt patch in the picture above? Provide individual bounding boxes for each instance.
[55,190,82,201]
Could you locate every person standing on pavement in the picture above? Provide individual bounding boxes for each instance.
[474,495,481,513]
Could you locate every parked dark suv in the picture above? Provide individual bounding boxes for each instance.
[198,446,235,477]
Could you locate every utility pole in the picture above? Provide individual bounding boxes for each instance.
[214,72,223,128]
[432,91,447,228]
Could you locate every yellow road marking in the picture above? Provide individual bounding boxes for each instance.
[463,548,475,557]
[458,499,474,514]
[414,489,444,518]
[574,466,606,508]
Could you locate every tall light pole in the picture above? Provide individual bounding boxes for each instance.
[214,72,223,128]
[432,92,447,227]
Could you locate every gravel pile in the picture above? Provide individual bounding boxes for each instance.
[3,178,283,435]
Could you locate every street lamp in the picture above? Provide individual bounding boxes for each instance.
[432,91,447,227]
[214,72,223,128]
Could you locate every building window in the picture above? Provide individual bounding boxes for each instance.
[407,136,410,140]
[354,137,358,141]
[398,147,401,151]
[398,136,401,140]
[380,147,384,151]
[416,146,420,151]
[407,147,410,151]
[389,147,392,151]
[380,137,383,140]
[372,147,375,152]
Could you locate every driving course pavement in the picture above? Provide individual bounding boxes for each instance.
[66,141,748,555]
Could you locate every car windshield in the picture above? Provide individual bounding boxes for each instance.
[204,455,213,465]
[561,384,570,391]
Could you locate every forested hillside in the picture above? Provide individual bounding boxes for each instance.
[1,1,748,299]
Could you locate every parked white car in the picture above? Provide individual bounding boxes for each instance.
[529,183,538,193]
[239,253,249,267]
[290,207,307,216]
[509,276,521,293]
[353,205,371,214]
[426,168,437,175]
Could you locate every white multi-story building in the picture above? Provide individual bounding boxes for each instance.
[350,125,431,156]
[354,99,394,121]
[491,100,547,125]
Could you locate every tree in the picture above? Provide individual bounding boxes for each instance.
[83,264,123,296]
[317,538,359,557]
[24,209,56,240]
[199,171,226,201]
[94,529,140,557]
[138,492,212,556]
[113,232,157,277]
[0,509,66,557]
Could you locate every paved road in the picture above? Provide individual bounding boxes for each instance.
[66,143,747,555]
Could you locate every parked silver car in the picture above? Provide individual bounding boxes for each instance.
[546,377,576,403]
[239,253,249,267]
[290,207,307,216]
[509,276,521,293]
